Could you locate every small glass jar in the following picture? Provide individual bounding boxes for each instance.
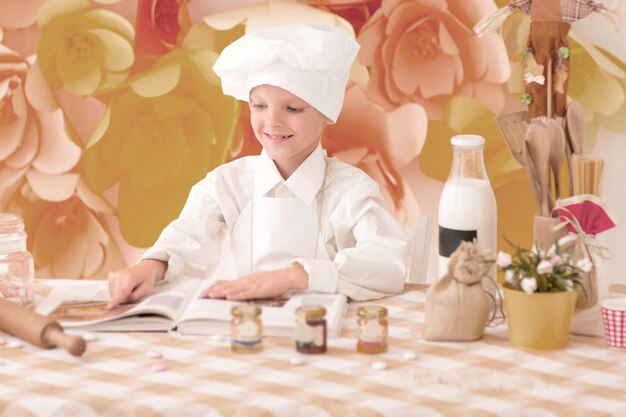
[0,213,34,307]
[230,304,262,353]
[295,305,327,354]
[356,305,388,354]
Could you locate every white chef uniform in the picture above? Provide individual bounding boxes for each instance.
[143,144,408,301]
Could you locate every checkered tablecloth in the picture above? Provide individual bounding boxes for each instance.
[1,285,625,417]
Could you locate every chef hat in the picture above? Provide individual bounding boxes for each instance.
[212,23,360,123]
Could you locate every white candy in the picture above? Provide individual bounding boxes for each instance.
[371,361,387,371]
[289,357,305,366]
[7,341,22,349]
[82,333,98,342]
[402,352,417,360]
[151,363,167,372]
[211,334,225,343]
[146,351,163,359]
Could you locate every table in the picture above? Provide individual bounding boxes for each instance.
[1,285,625,417]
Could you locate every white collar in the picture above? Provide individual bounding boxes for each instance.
[254,145,326,206]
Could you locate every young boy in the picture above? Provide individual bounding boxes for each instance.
[107,23,408,309]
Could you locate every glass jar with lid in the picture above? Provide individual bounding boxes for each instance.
[0,213,34,307]
[230,304,262,353]
[356,305,388,354]
[295,305,327,354]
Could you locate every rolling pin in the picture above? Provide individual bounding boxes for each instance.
[0,298,86,357]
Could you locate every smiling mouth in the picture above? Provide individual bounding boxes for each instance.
[264,133,293,141]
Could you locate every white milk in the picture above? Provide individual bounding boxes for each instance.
[438,178,497,292]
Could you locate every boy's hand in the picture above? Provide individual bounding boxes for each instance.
[200,264,308,300]
[107,260,167,309]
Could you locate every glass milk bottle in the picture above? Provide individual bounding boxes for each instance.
[0,213,34,307]
[438,135,497,292]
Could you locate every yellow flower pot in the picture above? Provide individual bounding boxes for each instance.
[503,287,577,350]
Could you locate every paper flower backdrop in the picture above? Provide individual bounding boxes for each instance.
[0,0,624,280]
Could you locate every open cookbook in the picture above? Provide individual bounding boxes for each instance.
[35,277,349,338]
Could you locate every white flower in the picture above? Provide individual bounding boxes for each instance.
[549,255,562,266]
[496,251,512,268]
[505,269,516,284]
[531,245,545,259]
[576,258,593,274]
[521,277,538,294]
[537,260,553,275]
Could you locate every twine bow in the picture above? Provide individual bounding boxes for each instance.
[553,207,612,260]
[524,72,546,85]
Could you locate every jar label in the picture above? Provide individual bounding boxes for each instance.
[295,318,325,347]
[439,226,477,258]
[233,319,261,342]
[360,320,385,343]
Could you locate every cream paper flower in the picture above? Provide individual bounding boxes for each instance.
[35,0,135,96]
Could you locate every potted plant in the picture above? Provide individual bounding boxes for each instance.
[497,239,591,350]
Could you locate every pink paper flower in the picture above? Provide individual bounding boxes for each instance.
[3,179,125,279]
[0,0,46,29]
[358,0,510,119]
[300,0,382,34]
[0,0,45,56]
[134,0,191,57]
[0,45,80,189]
[321,85,427,224]
[25,195,112,278]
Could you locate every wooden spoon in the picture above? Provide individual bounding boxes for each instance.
[522,140,543,212]
[525,121,552,217]
[566,100,585,155]
[546,119,566,202]
[496,111,530,166]
[566,101,585,196]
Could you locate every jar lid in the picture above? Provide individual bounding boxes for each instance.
[357,305,387,318]
[0,213,25,234]
[296,305,326,319]
[231,304,262,317]
[451,134,485,148]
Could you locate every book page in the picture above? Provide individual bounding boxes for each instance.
[177,277,348,337]
[41,278,202,328]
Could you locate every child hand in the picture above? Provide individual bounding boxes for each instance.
[200,264,308,300]
[107,260,167,309]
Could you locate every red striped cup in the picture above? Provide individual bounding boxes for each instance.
[601,298,626,349]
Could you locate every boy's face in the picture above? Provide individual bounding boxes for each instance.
[249,85,330,177]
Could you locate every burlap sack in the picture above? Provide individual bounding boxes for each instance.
[424,241,492,341]
[566,235,609,337]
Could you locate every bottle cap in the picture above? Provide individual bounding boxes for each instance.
[451,134,485,147]
[0,213,27,254]
[357,305,387,318]
[231,304,262,317]
[296,305,326,319]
